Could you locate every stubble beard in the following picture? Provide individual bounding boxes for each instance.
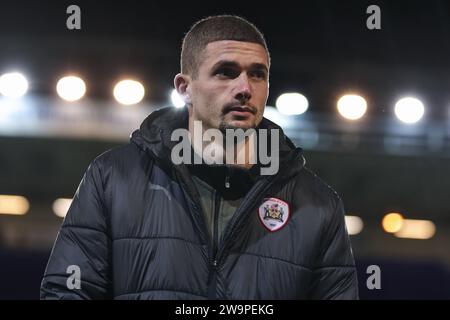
[218,117,258,134]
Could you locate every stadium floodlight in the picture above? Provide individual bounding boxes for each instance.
[56,76,86,102]
[0,72,29,98]
[171,89,185,108]
[394,97,424,124]
[337,94,367,120]
[345,215,364,235]
[53,198,72,218]
[382,213,404,233]
[0,195,29,215]
[394,219,436,240]
[276,92,308,115]
[113,79,145,105]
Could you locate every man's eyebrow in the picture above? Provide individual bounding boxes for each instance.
[250,63,269,73]
[211,60,268,73]
[211,60,239,70]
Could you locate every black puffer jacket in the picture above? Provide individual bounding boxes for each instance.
[40,107,358,299]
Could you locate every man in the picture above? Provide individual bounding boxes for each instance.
[41,15,358,299]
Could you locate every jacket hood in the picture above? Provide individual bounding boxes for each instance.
[130,106,305,178]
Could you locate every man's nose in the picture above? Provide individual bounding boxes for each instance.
[234,73,252,103]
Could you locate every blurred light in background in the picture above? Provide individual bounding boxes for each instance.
[52,198,72,218]
[382,212,404,233]
[382,212,436,240]
[113,79,145,105]
[171,89,185,108]
[0,72,28,98]
[394,219,436,240]
[263,105,294,128]
[337,94,367,120]
[275,92,309,115]
[263,106,280,123]
[0,195,30,215]
[394,97,424,124]
[56,76,86,102]
[345,215,364,235]
[0,97,21,122]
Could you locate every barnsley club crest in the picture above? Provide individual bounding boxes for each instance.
[258,197,290,232]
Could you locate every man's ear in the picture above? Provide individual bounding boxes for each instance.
[174,73,192,105]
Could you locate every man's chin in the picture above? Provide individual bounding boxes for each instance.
[219,120,257,131]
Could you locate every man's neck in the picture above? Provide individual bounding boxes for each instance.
[188,115,255,169]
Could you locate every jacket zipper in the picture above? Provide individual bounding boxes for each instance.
[174,160,293,298]
[216,150,303,262]
[208,191,221,299]
[225,174,230,189]
[215,174,279,264]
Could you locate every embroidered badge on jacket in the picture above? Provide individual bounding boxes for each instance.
[258,197,290,231]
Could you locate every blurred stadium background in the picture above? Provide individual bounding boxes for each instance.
[1,0,450,299]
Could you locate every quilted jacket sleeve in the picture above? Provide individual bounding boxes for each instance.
[309,196,359,300]
[40,159,112,299]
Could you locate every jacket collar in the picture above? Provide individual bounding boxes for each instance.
[130,106,306,182]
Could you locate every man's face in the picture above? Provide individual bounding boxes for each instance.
[186,40,269,131]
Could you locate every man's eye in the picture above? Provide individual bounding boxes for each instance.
[250,70,267,80]
[215,68,238,78]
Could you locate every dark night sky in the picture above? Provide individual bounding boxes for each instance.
[1,0,450,118]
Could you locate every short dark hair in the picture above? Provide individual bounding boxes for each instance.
[181,15,270,78]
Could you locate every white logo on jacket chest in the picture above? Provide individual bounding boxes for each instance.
[258,197,290,232]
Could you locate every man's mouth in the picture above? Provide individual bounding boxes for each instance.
[224,105,257,116]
